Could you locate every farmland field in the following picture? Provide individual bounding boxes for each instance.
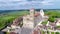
[0,10,29,30]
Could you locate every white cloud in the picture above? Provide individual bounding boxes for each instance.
[40,0,54,5]
[0,0,22,2]
[0,0,59,10]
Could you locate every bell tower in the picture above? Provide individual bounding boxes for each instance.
[30,8,35,21]
[30,8,35,16]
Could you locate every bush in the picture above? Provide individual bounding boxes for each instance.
[48,17,56,22]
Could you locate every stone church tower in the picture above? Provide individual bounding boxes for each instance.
[29,8,35,23]
[30,8,35,16]
[23,9,44,29]
[23,8,35,29]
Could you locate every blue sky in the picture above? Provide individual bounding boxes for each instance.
[0,0,60,10]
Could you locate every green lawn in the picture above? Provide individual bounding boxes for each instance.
[41,21,48,25]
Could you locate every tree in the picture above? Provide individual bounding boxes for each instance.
[48,17,56,22]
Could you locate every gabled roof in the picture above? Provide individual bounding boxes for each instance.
[12,17,23,26]
[10,32,17,34]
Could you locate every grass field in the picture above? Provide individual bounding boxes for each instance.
[0,9,60,30]
[45,10,60,18]
[0,10,29,29]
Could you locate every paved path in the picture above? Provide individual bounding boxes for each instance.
[21,27,33,34]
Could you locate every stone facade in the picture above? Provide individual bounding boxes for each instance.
[23,8,44,29]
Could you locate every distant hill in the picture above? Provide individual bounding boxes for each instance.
[0,9,60,14]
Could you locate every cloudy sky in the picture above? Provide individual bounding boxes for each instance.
[0,0,60,10]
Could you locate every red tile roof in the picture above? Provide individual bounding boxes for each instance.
[34,13,40,17]
[33,30,38,34]
[10,32,17,34]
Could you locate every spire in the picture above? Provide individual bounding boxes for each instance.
[30,8,35,15]
[30,8,34,12]
[40,9,44,17]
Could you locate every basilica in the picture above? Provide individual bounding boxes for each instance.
[23,8,45,29]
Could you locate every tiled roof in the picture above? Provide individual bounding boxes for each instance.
[10,32,17,34]
[12,17,23,26]
[50,23,56,26]
[34,13,40,17]
[33,30,38,34]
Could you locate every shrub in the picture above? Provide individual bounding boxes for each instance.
[56,32,60,34]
